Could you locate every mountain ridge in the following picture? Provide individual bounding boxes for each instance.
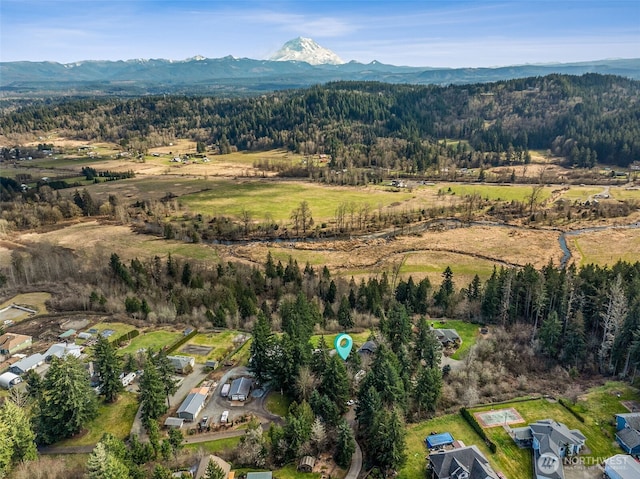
[269,37,344,65]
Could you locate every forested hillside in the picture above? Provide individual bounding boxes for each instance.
[2,74,639,168]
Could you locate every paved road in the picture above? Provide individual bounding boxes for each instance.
[345,438,363,479]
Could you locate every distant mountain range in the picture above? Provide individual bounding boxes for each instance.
[1,37,638,97]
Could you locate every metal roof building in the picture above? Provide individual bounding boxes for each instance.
[0,371,22,389]
[176,391,207,421]
[10,353,45,375]
[229,377,252,402]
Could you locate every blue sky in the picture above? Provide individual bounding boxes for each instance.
[1,0,638,67]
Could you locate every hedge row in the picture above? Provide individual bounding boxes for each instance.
[165,329,198,354]
[558,398,586,423]
[114,329,139,345]
[460,407,498,453]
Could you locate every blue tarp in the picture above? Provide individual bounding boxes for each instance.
[426,432,454,448]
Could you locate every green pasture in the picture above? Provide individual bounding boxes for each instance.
[559,187,605,201]
[57,393,138,447]
[430,319,480,360]
[438,183,552,203]
[180,180,414,222]
[610,186,640,201]
[236,465,323,479]
[183,330,249,364]
[118,329,182,356]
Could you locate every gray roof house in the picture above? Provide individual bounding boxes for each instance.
[427,445,499,479]
[432,328,461,346]
[229,377,252,401]
[10,353,45,375]
[357,340,378,356]
[167,355,195,374]
[44,343,82,361]
[604,454,640,479]
[512,419,585,479]
[615,413,640,455]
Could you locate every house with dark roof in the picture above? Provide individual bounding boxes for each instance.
[427,445,499,479]
[615,413,640,456]
[431,328,461,347]
[357,340,377,356]
[511,419,585,479]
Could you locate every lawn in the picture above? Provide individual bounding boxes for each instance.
[184,330,250,364]
[118,329,182,356]
[229,338,252,366]
[184,436,241,454]
[431,319,481,360]
[236,465,323,479]
[57,393,138,447]
[265,391,292,417]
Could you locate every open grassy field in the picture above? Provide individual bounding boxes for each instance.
[431,319,480,360]
[0,292,50,321]
[610,186,640,201]
[184,436,242,454]
[440,183,553,203]
[57,393,138,447]
[568,228,640,266]
[183,330,249,364]
[118,329,182,356]
[90,322,138,343]
[180,180,416,222]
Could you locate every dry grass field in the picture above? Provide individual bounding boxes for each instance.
[568,227,640,266]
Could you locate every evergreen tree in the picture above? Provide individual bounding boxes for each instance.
[152,349,178,407]
[94,334,123,403]
[36,356,98,444]
[539,311,562,357]
[335,419,356,468]
[562,312,587,369]
[355,385,382,436]
[414,316,441,369]
[150,464,172,479]
[413,366,443,419]
[319,354,350,413]
[0,399,37,466]
[139,362,167,428]
[337,295,354,330]
[203,458,226,479]
[249,311,275,385]
[86,442,130,479]
[370,408,407,476]
[0,419,11,478]
[434,266,455,312]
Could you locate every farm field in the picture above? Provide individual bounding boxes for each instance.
[440,183,553,203]
[57,393,138,447]
[118,329,182,356]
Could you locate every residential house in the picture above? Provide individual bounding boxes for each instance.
[0,333,32,355]
[44,343,82,361]
[195,455,231,479]
[176,387,209,422]
[0,371,22,389]
[427,445,499,479]
[615,413,640,456]
[229,377,252,402]
[604,454,640,479]
[431,328,461,347]
[512,419,585,479]
[10,353,45,375]
[168,355,195,374]
[357,340,378,356]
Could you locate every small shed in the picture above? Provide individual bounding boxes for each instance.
[0,371,22,389]
[229,377,252,402]
[164,417,185,429]
[298,456,315,473]
[205,360,218,369]
[246,473,272,479]
[78,332,93,340]
[59,329,76,340]
[426,432,454,449]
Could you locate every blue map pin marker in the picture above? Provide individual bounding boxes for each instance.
[334,333,353,361]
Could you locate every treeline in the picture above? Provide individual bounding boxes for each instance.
[2,74,639,168]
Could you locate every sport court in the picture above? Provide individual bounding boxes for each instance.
[474,407,525,428]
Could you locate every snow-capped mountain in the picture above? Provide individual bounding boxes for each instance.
[269,37,344,65]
